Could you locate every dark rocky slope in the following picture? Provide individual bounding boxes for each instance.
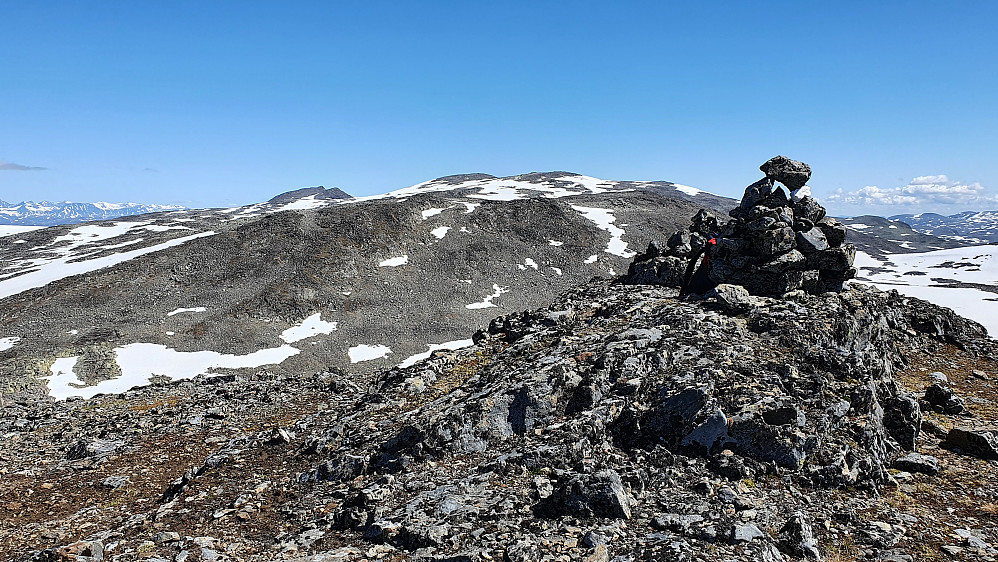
[3,279,996,561]
[1,175,726,400]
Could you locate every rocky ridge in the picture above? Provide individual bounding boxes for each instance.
[3,272,997,560]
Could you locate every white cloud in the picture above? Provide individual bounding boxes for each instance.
[826,175,996,208]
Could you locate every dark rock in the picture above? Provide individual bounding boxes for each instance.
[540,469,632,519]
[762,405,805,427]
[652,513,704,535]
[793,196,826,224]
[690,209,722,236]
[808,245,856,272]
[922,384,969,415]
[666,232,691,256]
[794,218,814,232]
[753,227,796,258]
[761,155,812,190]
[778,512,822,560]
[883,392,922,451]
[892,453,940,475]
[739,179,775,211]
[728,414,813,469]
[795,228,829,253]
[943,428,998,460]
[816,218,847,247]
[645,388,728,456]
[758,250,806,273]
[65,439,126,460]
[625,255,688,287]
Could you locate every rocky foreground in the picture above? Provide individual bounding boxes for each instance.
[2,278,998,561]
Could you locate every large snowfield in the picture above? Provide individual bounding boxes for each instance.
[854,245,998,336]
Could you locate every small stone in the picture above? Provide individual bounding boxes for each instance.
[893,453,940,475]
[582,530,608,548]
[929,371,949,383]
[267,428,292,445]
[730,523,767,544]
[153,531,181,544]
[102,475,130,490]
[707,284,754,313]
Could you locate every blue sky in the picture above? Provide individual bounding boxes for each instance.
[2,1,996,216]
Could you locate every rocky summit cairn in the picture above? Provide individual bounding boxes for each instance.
[627,156,856,296]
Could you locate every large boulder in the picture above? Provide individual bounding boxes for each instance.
[761,155,811,190]
[944,428,998,460]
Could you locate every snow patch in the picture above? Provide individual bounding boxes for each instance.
[379,255,409,267]
[0,231,216,301]
[551,267,563,275]
[518,258,539,271]
[398,339,475,368]
[584,255,598,264]
[44,343,300,400]
[421,208,447,219]
[673,184,704,196]
[0,337,19,351]
[348,344,392,363]
[466,284,509,309]
[167,307,207,317]
[548,240,564,246]
[431,226,451,239]
[571,206,636,258]
[280,313,338,343]
[0,225,43,237]
[277,195,333,211]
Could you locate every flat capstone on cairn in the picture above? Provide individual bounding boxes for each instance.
[627,155,856,296]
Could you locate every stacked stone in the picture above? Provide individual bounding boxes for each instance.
[711,156,856,295]
[625,156,856,296]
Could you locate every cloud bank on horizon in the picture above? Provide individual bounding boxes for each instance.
[824,175,995,215]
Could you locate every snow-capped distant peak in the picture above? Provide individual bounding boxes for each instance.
[0,200,185,226]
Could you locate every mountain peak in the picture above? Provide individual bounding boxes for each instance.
[267,186,353,205]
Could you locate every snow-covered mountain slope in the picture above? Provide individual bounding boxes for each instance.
[837,215,966,256]
[0,199,185,226]
[0,171,733,401]
[854,245,998,335]
[889,210,998,244]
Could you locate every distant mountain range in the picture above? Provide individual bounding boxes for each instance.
[0,199,185,226]
[889,210,998,244]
